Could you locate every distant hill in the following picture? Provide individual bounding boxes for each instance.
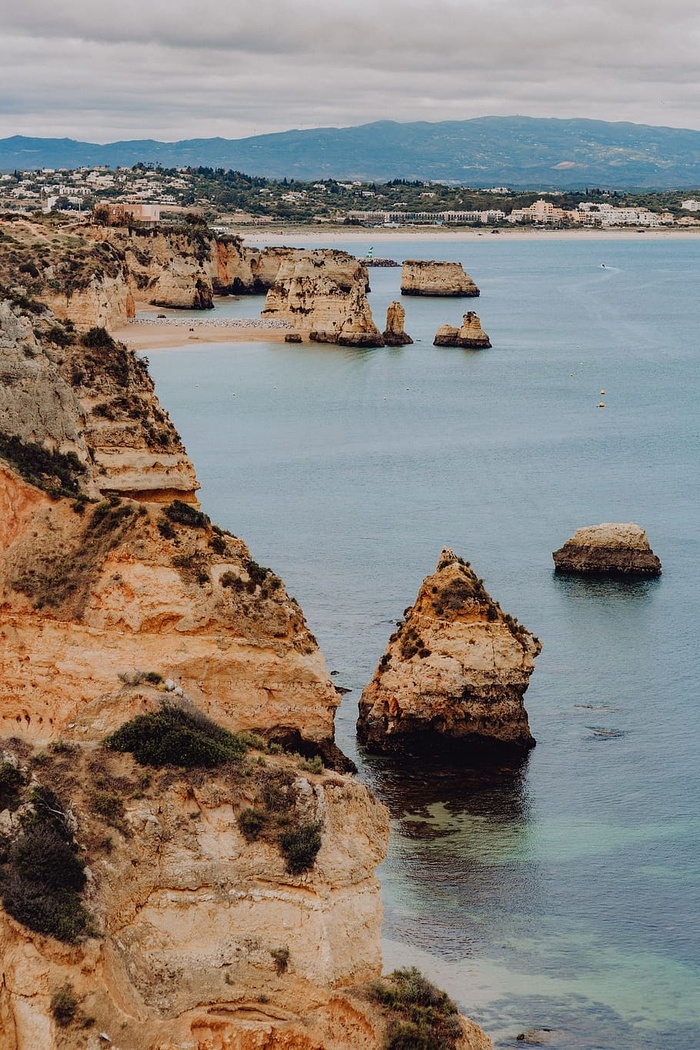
[3,117,700,188]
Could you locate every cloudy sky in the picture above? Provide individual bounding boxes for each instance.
[1,0,699,142]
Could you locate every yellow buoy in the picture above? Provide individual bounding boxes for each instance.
[600,389,606,395]
[598,402,605,408]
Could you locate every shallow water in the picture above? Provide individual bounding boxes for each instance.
[147,235,700,1049]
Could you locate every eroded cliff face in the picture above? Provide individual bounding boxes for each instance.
[357,548,541,755]
[261,251,383,346]
[0,218,133,330]
[400,261,480,297]
[0,739,396,1050]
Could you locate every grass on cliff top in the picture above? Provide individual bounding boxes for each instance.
[105,704,249,769]
[366,967,462,1050]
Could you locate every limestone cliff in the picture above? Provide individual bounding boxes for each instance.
[357,548,541,755]
[0,218,133,330]
[383,302,413,347]
[401,261,480,297]
[553,523,662,577]
[433,313,491,349]
[261,251,383,347]
[0,229,494,1050]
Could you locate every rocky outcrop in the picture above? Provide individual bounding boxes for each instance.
[0,218,133,329]
[262,251,383,346]
[401,260,480,297]
[553,523,662,577]
[433,313,491,348]
[383,301,413,346]
[357,548,541,756]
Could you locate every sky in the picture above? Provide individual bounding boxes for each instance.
[1,0,699,142]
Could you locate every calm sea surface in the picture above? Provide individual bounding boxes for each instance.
[147,235,700,1049]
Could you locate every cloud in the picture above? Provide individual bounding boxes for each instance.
[1,0,699,140]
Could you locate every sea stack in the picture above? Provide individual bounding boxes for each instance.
[553,523,662,577]
[433,312,491,348]
[383,301,413,346]
[401,260,480,297]
[357,548,541,757]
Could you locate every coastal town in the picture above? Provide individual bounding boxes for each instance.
[1,162,699,229]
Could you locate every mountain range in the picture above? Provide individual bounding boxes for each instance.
[3,117,700,188]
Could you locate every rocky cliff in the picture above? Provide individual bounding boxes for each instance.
[433,313,491,349]
[553,523,662,577]
[0,227,493,1050]
[0,218,134,330]
[357,548,541,755]
[261,251,383,347]
[401,261,480,297]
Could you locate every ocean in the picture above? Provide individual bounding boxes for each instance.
[146,234,700,1049]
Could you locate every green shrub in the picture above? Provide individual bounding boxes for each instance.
[105,705,248,769]
[157,516,176,539]
[0,789,93,943]
[89,790,124,825]
[367,968,461,1050]
[0,762,24,812]
[0,431,86,495]
[50,983,78,1027]
[278,821,322,875]
[165,499,209,529]
[238,807,266,842]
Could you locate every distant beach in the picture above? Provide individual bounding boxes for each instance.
[240,224,700,246]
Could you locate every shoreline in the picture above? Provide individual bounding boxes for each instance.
[112,314,291,350]
[239,224,700,246]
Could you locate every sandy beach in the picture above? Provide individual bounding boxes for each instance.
[240,223,700,246]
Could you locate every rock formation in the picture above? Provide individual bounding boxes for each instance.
[553,523,662,577]
[357,548,541,756]
[0,222,493,1050]
[434,313,491,348]
[262,250,384,346]
[383,301,413,346]
[401,260,480,297]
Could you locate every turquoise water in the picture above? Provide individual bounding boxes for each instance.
[147,236,700,1049]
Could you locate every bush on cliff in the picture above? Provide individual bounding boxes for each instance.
[0,786,94,943]
[105,704,248,769]
[0,431,86,495]
[278,821,323,875]
[366,967,462,1050]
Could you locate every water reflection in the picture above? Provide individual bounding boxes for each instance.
[551,572,661,604]
[363,752,545,962]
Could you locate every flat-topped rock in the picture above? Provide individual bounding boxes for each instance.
[553,523,662,577]
[357,547,541,757]
[401,259,480,297]
[433,312,491,348]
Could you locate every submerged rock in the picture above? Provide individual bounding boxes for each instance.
[357,548,541,757]
[383,300,413,346]
[401,259,480,296]
[433,311,491,348]
[553,523,662,578]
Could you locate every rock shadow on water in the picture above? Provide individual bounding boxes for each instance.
[552,572,660,605]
